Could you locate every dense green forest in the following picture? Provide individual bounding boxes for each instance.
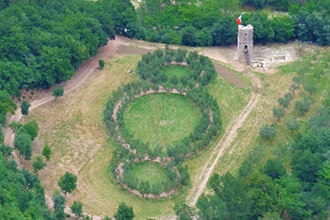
[136,0,330,46]
[0,0,138,96]
[0,145,52,219]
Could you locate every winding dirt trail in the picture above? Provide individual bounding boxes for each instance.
[186,71,262,207]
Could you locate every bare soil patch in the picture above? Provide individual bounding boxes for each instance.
[214,63,247,88]
[117,45,150,55]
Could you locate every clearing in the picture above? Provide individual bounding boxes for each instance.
[124,93,201,149]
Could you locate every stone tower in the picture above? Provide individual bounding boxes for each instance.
[237,24,253,64]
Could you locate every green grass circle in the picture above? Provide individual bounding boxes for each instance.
[161,65,191,79]
[124,93,201,149]
[130,161,170,184]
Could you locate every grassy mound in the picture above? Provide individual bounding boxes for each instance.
[130,161,170,184]
[124,93,201,148]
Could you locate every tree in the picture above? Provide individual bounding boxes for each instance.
[98,59,105,69]
[291,150,323,183]
[271,15,294,42]
[174,203,196,220]
[289,83,299,94]
[9,121,21,132]
[14,130,32,160]
[278,97,289,108]
[259,125,277,141]
[245,173,279,219]
[52,86,64,99]
[151,182,162,198]
[139,181,150,198]
[42,144,51,161]
[211,15,236,46]
[0,144,13,159]
[58,172,77,196]
[303,83,317,96]
[273,107,285,122]
[32,156,45,174]
[205,172,252,219]
[275,175,304,218]
[114,202,134,220]
[0,90,16,125]
[180,26,196,46]
[294,99,310,116]
[71,200,83,219]
[286,117,299,132]
[21,100,30,115]
[284,92,293,102]
[263,158,286,179]
[195,28,212,46]
[22,120,38,141]
[53,191,66,220]
[0,90,16,114]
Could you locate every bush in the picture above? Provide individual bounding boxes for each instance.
[259,125,277,141]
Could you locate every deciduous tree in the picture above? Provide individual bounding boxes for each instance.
[53,191,66,220]
[286,117,300,132]
[273,107,285,122]
[14,130,32,160]
[22,120,38,141]
[52,86,64,99]
[99,59,105,69]
[71,200,83,219]
[21,100,30,116]
[114,202,135,220]
[263,158,286,180]
[42,144,51,161]
[32,156,45,174]
[58,172,77,196]
[259,125,277,141]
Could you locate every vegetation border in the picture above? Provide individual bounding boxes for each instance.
[103,49,222,198]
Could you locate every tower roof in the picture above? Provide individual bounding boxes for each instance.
[238,24,253,30]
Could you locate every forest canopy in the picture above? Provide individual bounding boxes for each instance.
[0,0,139,97]
[136,0,330,47]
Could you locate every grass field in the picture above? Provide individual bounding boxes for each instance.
[124,93,201,149]
[27,53,251,219]
[130,161,170,184]
[162,65,191,79]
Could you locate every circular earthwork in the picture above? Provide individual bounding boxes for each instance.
[104,49,222,198]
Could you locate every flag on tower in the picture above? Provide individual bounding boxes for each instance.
[236,14,242,25]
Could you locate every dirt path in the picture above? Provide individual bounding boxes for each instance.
[186,70,262,207]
